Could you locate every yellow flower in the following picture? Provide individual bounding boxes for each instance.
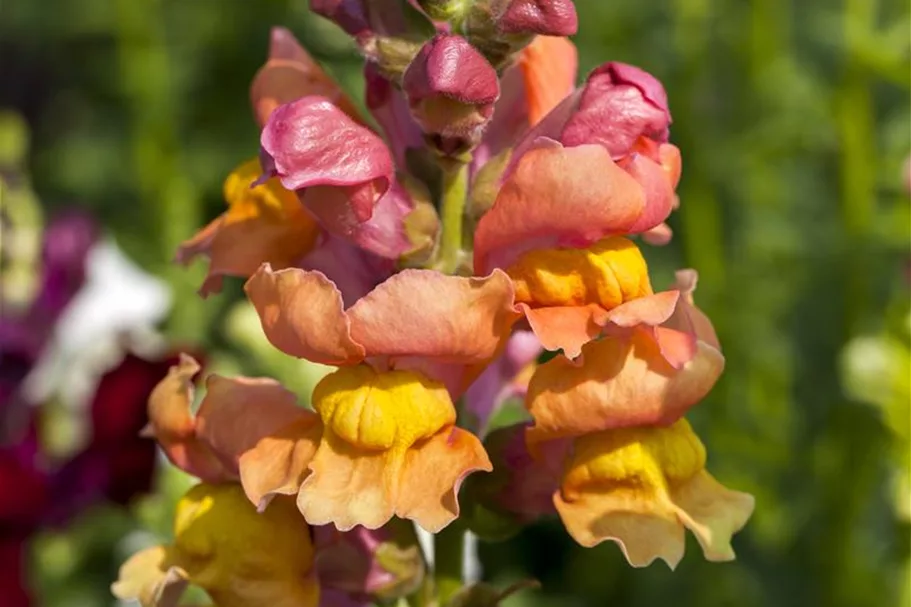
[112,483,319,607]
[554,419,754,569]
[298,365,490,532]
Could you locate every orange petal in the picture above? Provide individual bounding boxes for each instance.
[553,421,753,568]
[555,489,685,567]
[176,159,319,297]
[194,374,320,510]
[111,545,189,607]
[347,269,519,364]
[474,143,646,274]
[672,471,755,562]
[520,304,606,359]
[297,431,395,531]
[244,264,366,365]
[250,27,362,126]
[396,427,492,532]
[145,354,229,482]
[519,36,578,126]
[526,331,724,444]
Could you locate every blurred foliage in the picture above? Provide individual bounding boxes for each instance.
[2,0,909,605]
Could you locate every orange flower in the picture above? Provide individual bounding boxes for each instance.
[554,419,754,568]
[232,264,520,530]
[112,483,319,607]
[525,270,724,445]
[176,159,319,297]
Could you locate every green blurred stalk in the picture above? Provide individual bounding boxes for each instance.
[114,0,207,344]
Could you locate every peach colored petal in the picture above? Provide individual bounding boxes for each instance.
[518,36,578,126]
[111,545,189,607]
[623,154,676,234]
[602,290,680,328]
[668,269,720,350]
[251,27,363,127]
[347,269,519,364]
[474,142,645,274]
[526,332,724,444]
[297,431,395,531]
[244,264,366,365]
[176,160,319,297]
[239,417,322,512]
[144,354,229,482]
[193,374,320,510]
[395,427,492,532]
[672,471,755,562]
[554,490,685,568]
[659,143,682,189]
[520,303,606,359]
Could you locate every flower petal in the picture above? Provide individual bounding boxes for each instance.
[672,471,755,562]
[554,490,685,568]
[495,0,579,36]
[520,304,605,360]
[244,264,366,365]
[111,545,189,607]
[347,269,519,365]
[298,431,394,530]
[395,426,492,532]
[193,374,320,510]
[519,36,578,126]
[474,142,645,273]
[526,332,724,443]
[176,159,319,297]
[144,355,229,482]
[251,27,363,127]
[260,96,393,229]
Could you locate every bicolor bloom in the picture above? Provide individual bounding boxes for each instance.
[239,264,519,531]
[554,418,754,568]
[112,483,320,607]
[524,270,725,444]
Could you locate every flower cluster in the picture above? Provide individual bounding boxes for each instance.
[117,1,754,603]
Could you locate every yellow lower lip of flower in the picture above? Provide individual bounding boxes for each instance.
[506,236,652,310]
[312,365,456,452]
[562,419,706,499]
[173,484,315,590]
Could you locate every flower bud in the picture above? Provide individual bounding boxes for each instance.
[491,0,578,37]
[403,34,500,155]
[314,520,425,601]
[416,0,469,22]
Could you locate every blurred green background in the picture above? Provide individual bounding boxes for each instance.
[2,0,909,605]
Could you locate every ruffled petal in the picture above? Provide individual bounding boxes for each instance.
[520,304,605,360]
[250,27,362,126]
[193,374,320,510]
[244,264,366,365]
[553,421,753,568]
[526,332,724,444]
[474,142,645,273]
[395,427,492,532]
[111,545,189,607]
[297,432,394,531]
[144,355,229,482]
[347,269,519,363]
[176,159,319,297]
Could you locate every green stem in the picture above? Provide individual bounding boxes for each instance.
[436,160,469,274]
[433,523,464,604]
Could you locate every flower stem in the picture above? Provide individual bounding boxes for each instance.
[436,160,469,275]
[433,523,464,604]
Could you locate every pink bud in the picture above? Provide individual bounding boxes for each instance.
[403,34,499,151]
[259,96,394,241]
[561,62,671,158]
[493,0,578,37]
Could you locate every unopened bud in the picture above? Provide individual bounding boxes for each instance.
[463,0,577,67]
[402,33,499,155]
